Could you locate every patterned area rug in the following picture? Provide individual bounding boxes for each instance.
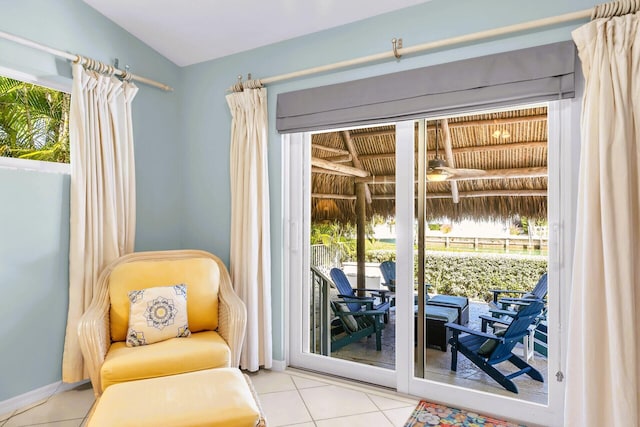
[404,400,525,426]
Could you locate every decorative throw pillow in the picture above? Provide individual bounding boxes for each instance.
[126,284,191,347]
[334,301,359,332]
[477,329,506,356]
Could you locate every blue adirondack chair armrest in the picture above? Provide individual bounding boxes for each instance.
[499,296,545,305]
[444,322,501,341]
[490,289,527,303]
[333,308,386,317]
[338,294,374,301]
[480,314,511,325]
[367,289,391,303]
[488,308,518,318]
[337,296,374,310]
[479,313,511,332]
[360,288,391,295]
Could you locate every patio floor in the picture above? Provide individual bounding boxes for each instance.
[328,301,548,404]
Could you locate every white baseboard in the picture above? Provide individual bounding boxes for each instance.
[0,380,89,416]
[271,360,287,372]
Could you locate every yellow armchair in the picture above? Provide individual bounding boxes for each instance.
[77,250,246,396]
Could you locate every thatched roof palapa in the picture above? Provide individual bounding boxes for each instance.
[311,106,548,223]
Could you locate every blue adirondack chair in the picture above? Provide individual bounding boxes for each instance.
[489,273,548,311]
[379,260,396,292]
[484,273,548,358]
[446,300,545,393]
[329,268,391,322]
[377,260,469,325]
[330,297,387,352]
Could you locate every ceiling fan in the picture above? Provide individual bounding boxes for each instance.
[426,120,487,182]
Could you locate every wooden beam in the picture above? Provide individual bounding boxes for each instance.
[351,115,547,138]
[354,175,397,184]
[357,152,396,161]
[312,193,356,200]
[311,189,547,200]
[354,167,548,184]
[341,130,372,204]
[450,141,547,154]
[440,119,459,203]
[311,144,349,155]
[355,183,366,291]
[357,141,547,161]
[450,166,547,181]
[311,167,352,177]
[350,129,397,139]
[445,114,547,129]
[424,190,547,199]
[323,154,352,163]
[311,157,369,177]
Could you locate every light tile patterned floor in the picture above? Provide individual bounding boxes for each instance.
[0,369,418,427]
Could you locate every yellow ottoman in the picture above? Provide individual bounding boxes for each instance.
[88,368,265,427]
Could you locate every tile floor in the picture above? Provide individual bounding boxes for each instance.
[0,369,419,427]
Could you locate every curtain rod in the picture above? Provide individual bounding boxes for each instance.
[0,30,173,92]
[255,8,592,86]
[258,0,640,86]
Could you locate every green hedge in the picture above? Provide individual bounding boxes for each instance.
[425,252,547,302]
[361,250,547,302]
[364,250,396,263]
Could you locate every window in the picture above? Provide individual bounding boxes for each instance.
[0,75,70,164]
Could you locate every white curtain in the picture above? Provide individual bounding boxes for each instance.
[62,62,138,382]
[226,87,273,371]
[566,12,640,426]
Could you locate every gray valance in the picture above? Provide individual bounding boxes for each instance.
[276,41,576,133]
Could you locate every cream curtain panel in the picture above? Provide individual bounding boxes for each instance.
[226,87,273,371]
[62,62,138,382]
[566,12,640,426]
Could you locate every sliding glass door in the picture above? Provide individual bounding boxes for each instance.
[285,99,575,426]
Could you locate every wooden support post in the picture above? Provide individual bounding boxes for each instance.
[342,131,372,204]
[356,182,367,292]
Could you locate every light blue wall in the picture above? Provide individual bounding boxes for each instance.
[0,168,70,401]
[0,0,182,400]
[179,0,600,361]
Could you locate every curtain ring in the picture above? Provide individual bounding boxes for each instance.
[592,0,640,19]
[392,38,403,59]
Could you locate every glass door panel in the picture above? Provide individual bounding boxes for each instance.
[409,108,551,407]
[287,125,398,388]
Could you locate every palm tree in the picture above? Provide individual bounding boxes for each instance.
[0,76,70,163]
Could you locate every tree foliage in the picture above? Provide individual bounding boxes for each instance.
[0,76,70,163]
